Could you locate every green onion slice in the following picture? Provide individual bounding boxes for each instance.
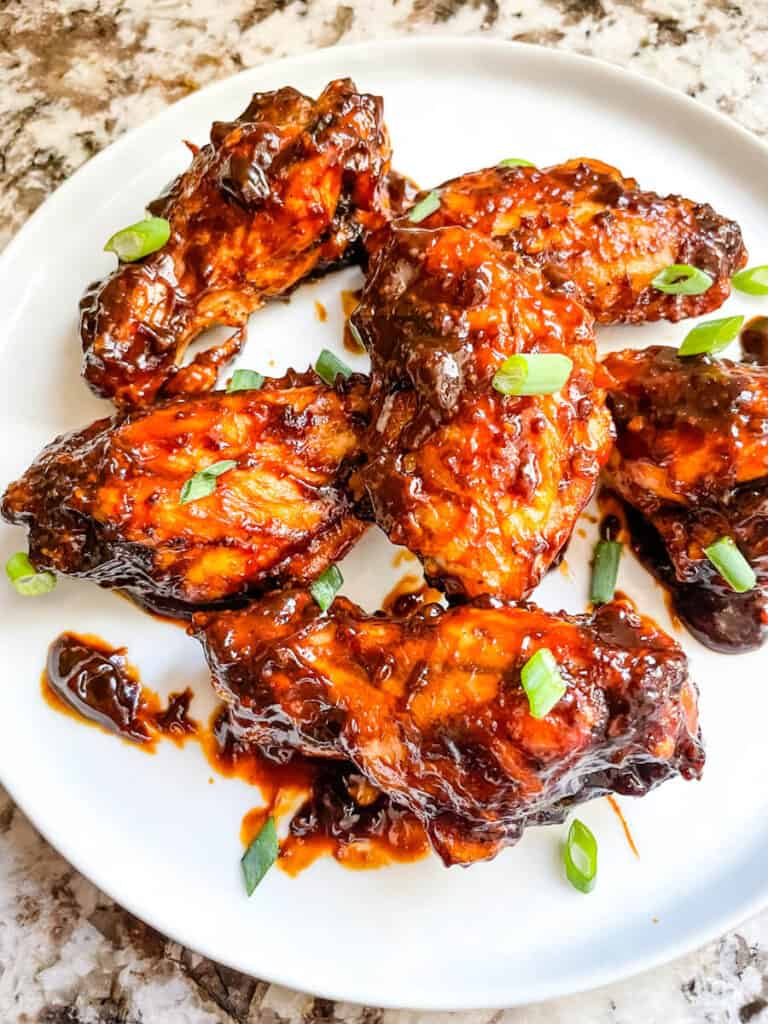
[241,817,279,896]
[104,217,171,262]
[492,353,573,396]
[520,648,566,719]
[179,459,237,505]
[227,369,264,392]
[408,190,441,224]
[564,819,598,894]
[310,564,343,612]
[732,265,768,296]
[678,315,744,357]
[651,264,713,296]
[315,349,352,386]
[704,536,756,593]
[498,158,535,168]
[590,540,621,605]
[5,551,56,596]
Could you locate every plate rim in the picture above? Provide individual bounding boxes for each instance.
[2,35,768,1010]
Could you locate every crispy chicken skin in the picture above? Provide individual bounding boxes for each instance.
[350,224,614,600]
[194,591,704,866]
[2,373,368,617]
[80,79,392,407]
[603,346,768,651]
[394,159,746,324]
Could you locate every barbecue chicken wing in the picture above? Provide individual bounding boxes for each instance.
[81,79,392,407]
[392,159,746,324]
[603,346,768,652]
[194,590,703,866]
[2,373,368,617]
[350,224,613,600]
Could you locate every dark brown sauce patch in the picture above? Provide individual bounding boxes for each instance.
[43,632,197,752]
[341,288,365,353]
[381,573,444,617]
[741,316,768,366]
[42,633,428,874]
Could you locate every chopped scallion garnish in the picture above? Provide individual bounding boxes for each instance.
[310,564,343,612]
[590,540,621,605]
[498,158,535,168]
[651,264,713,296]
[241,817,279,895]
[678,315,744,357]
[227,369,264,392]
[179,459,237,505]
[520,648,566,719]
[732,265,768,296]
[315,349,352,386]
[408,190,441,224]
[564,819,598,894]
[492,353,573,396]
[704,536,756,593]
[5,552,56,596]
[104,217,171,262]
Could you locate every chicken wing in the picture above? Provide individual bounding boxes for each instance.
[194,590,703,866]
[350,224,613,600]
[603,346,768,651]
[81,79,392,407]
[2,373,368,617]
[392,159,746,324]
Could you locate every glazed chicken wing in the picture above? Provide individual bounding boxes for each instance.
[351,224,613,600]
[81,79,392,407]
[603,346,768,651]
[394,159,746,324]
[2,373,368,617]
[194,591,703,866]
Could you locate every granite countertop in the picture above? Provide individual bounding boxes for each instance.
[2,2,768,1021]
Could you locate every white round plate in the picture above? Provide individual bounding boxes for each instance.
[2,37,768,1011]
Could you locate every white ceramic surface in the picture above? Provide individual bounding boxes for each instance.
[1,38,767,1011]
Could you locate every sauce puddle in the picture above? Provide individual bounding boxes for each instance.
[42,631,429,875]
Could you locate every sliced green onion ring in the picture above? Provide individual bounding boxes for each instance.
[179,459,237,505]
[315,349,352,386]
[5,551,56,596]
[678,315,744,357]
[241,817,279,896]
[408,190,441,224]
[732,265,768,296]
[651,264,713,296]
[310,564,343,612]
[492,353,573,396]
[498,158,535,168]
[104,217,171,262]
[590,540,622,605]
[704,536,756,593]
[564,819,598,894]
[520,648,566,719]
[227,369,264,392]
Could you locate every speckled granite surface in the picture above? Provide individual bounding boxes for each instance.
[2,2,768,1021]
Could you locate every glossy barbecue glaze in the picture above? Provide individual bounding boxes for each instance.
[395,159,746,324]
[2,373,368,617]
[351,224,613,600]
[81,79,392,407]
[194,590,703,866]
[44,632,197,748]
[603,346,768,651]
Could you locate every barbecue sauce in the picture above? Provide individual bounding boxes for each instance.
[43,633,197,750]
[341,288,365,353]
[42,633,428,873]
[741,316,768,366]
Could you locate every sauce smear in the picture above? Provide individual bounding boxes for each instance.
[341,289,365,353]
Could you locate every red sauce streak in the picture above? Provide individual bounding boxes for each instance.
[341,288,365,353]
[605,795,640,859]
